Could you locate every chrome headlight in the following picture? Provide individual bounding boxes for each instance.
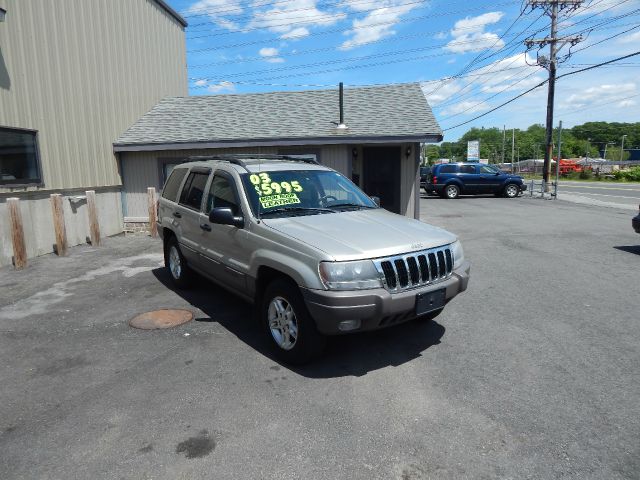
[319,260,383,290]
[451,240,464,270]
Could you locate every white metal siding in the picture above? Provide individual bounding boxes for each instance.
[0,0,187,193]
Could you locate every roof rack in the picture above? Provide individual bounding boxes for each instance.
[186,154,319,171]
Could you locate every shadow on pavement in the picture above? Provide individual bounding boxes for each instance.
[152,268,445,378]
[614,245,640,256]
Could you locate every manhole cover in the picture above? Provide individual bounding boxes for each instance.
[129,309,193,330]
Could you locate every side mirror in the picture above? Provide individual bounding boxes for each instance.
[209,207,244,228]
[371,196,381,207]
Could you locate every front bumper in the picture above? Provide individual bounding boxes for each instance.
[520,183,527,191]
[301,261,471,335]
[633,214,640,234]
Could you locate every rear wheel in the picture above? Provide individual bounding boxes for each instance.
[165,236,193,289]
[262,279,326,364]
[445,184,460,199]
[504,183,519,198]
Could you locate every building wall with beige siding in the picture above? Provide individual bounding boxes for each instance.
[0,0,187,266]
[0,0,187,192]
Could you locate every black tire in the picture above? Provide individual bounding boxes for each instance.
[164,236,194,289]
[262,279,326,364]
[444,184,460,199]
[504,183,519,198]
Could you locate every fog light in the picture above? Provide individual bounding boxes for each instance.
[338,319,361,332]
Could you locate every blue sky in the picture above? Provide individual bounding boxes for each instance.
[168,0,640,141]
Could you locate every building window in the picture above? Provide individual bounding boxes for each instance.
[0,127,42,185]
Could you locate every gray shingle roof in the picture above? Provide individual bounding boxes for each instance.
[114,83,442,148]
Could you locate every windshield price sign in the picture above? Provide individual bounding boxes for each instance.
[250,173,303,208]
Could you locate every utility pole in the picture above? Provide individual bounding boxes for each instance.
[621,134,627,161]
[501,125,506,165]
[556,121,562,198]
[526,0,583,192]
[511,128,515,173]
[604,142,615,160]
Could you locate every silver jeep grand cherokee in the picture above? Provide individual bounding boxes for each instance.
[158,155,470,363]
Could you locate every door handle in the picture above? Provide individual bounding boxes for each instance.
[173,211,182,218]
[200,224,211,232]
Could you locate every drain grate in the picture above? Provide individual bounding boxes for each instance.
[129,309,193,330]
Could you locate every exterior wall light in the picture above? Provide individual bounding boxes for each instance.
[405,146,412,158]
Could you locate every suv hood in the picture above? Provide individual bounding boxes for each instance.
[263,208,457,261]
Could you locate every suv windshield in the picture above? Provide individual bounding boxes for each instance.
[241,170,377,217]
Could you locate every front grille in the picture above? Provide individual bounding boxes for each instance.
[373,245,454,292]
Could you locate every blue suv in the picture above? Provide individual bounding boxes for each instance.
[426,163,526,199]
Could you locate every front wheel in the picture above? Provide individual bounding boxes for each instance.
[445,184,460,199]
[504,183,519,198]
[262,279,326,364]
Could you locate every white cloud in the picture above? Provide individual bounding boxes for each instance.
[423,53,543,117]
[281,27,311,39]
[618,30,640,44]
[188,0,244,30]
[562,82,637,109]
[434,31,447,40]
[445,11,505,53]
[339,1,423,50]
[194,79,208,87]
[441,99,489,116]
[207,81,236,93]
[424,82,463,106]
[259,47,285,63]
[249,0,344,40]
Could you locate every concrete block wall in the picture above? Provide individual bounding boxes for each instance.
[0,189,123,267]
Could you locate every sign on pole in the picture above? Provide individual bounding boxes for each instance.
[467,140,480,162]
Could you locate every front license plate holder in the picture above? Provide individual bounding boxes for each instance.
[416,288,446,316]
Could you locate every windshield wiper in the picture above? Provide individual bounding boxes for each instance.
[260,206,336,217]
[327,203,377,210]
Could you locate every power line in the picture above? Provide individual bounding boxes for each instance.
[185,1,521,40]
[437,68,545,120]
[441,50,640,131]
[437,12,640,114]
[556,92,640,116]
[424,10,529,97]
[189,19,559,68]
[186,0,429,31]
[182,0,387,18]
[426,14,548,107]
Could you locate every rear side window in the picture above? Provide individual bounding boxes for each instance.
[162,168,188,202]
[459,165,476,174]
[439,165,457,174]
[179,172,210,210]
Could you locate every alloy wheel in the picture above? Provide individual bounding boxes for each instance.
[267,296,298,350]
[169,245,182,279]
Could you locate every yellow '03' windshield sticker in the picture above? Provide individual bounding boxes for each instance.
[250,173,304,208]
[249,173,303,197]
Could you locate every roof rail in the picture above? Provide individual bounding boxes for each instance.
[186,154,319,170]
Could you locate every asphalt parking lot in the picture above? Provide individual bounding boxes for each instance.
[1,195,638,479]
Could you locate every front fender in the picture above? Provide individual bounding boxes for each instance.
[250,250,324,290]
